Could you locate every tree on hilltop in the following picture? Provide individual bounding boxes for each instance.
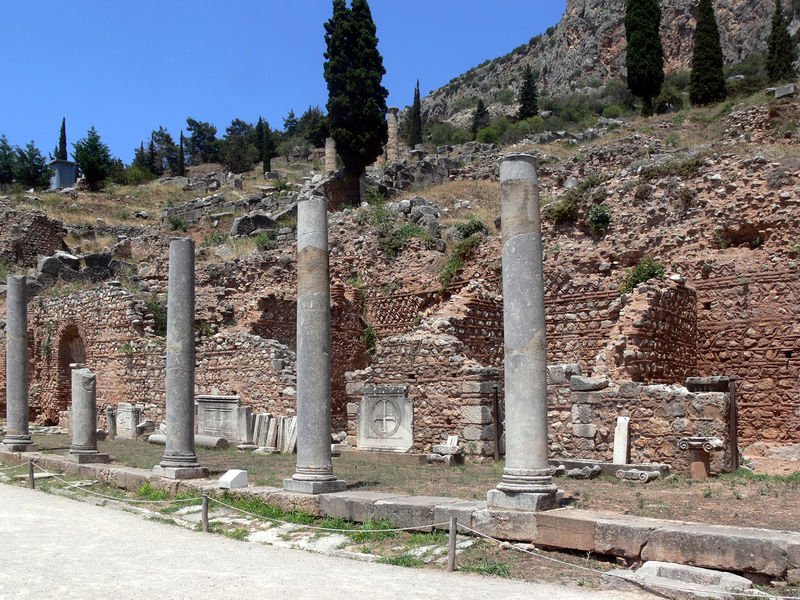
[14,141,51,189]
[324,0,388,205]
[55,118,68,161]
[0,135,15,189]
[625,0,664,116]
[517,65,539,120]
[178,131,186,177]
[220,119,259,174]
[185,118,219,165]
[767,0,798,84]
[73,127,113,191]
[690,0,726,106]
[407,80,423,147]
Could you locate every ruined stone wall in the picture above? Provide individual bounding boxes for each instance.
[692,262,800,445]
[0,208,66,268]
[345,326,500,456]
[548,380,733,473]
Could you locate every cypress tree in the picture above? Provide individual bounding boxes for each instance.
[407,80,423,147]
[178,131,186,177]
[518,65,539,120]
[471,99,490,139]
[324,0,388,205]
[766,0,798,84]
[255,117,265,159]
[625,0,665,117]
[263,121,276,173]
[57,118,68,160]
[690,0,726,106]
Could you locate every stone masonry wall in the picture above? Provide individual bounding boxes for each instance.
[0,207,67,268]
[548,379,733,473]
[345,323,500,457]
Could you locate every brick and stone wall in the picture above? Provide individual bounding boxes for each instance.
[345,323,500,457]
[0,207,67,268]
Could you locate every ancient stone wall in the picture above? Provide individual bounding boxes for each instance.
[0,208,66,268]
[548,380,733,473]
[345,326,500,457]
[691,261,800,445]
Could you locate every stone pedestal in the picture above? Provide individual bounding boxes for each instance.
[155,238,207,480]
[387,108,400,162]
[106,406,117,440]
[2,276,35,452]
[283,191,345,495]
[487,154,557,511]
[68,365,109,464]
[679,437,723,481]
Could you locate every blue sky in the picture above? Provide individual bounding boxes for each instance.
[0,1,566,162]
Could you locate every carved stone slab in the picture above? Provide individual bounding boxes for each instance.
[615,468,660,483]
[678,437,724,453]
[357,385,413,452]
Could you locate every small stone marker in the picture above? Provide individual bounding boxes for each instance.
[218,469,248,490]
[612,416,630,465]
[678,436,724,480]
[615,468,659,483]
[775,83,796,98]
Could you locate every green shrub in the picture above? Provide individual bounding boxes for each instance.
[253,230,276,251]
[634,183,652,203]
[440,234,482,289]
[587,204,612,236]
[619,258,666,294]
[363,324,377,355]
[545,174,606,225]
[454,217,488,239]
[168,216,188,232]
[0,260,7,281]
[203,231,229,247]
[144,294,168,336]
[639,156,705,181]
[476,126,499,145]
[602,104,624,118]
[378,223,430,257]
[655,84,685,114]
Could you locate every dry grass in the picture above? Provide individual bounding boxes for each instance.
[397,180,501,234]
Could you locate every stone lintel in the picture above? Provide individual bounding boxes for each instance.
[282,478,347,495]
[152,465,208,480]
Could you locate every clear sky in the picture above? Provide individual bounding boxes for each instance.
[0,1,566,163]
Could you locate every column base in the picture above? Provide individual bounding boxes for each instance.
[283,477,347,495]
[2,440,37,452]
[486,488,560,512]
[152,465,208,480]
[68,451,110,464]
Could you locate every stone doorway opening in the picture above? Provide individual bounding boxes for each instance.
[54,325,86,423]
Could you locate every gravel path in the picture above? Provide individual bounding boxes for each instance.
[0,484,653,599]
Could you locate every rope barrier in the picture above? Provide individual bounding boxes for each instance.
[456,522,796,600]
[0,463,25,472]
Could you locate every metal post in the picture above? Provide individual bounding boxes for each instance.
[202,494,209,533]
[447,516,457,572]
[27,458,35,489]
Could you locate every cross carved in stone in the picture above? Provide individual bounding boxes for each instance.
[371,398,400,438]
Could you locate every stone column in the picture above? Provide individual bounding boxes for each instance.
[154,238,206,479]
[69,365,109,463]
[487,154,557,511]
[106,406,117,440]
[387,108,400,162]
[325,137,337,174]
[283,191,345,494]
[2,276,35,452]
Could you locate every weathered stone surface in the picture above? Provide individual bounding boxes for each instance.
[218,469,248,489]
[318,491,401,522]
[570,375,609,391]
[534,509,597,551]
[460,405,492,425]
[372,495,460,531]
[472,509,538,542]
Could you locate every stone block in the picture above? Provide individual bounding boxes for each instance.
[618,382,641,399]
[571,404,592,424]
[282,478,346,495]
[546,363,581,385]
[641,522,793,576]
[431,445,460,455]
[432,500,484,530]
[775,83,796,98]
[613,416,630,465]
[462,424,494,441]
[570,375,609,391]
[460,405,492,425]
[534,509,597,551]
[318,491,401,522]
[218,469,248,490]
[357,385,412,452]
[572,424,597,438]
[372,495,460,531]
[486,489,559,511]
[594,514,660,559]
[471,508,538,542]
[152,466,209,480]
[461,381,495,395]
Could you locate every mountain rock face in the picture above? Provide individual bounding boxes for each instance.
[422,0,798,123]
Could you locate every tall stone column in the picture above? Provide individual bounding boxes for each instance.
[154,238,206,479]
[69,365,109,463]
[387,108,400,162]
[487,154,557,511]
[284,191,345,494]
[324,137,337,174]
[2,276,35,452]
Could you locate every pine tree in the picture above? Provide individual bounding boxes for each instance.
[185,118,219,165]
[690,0,726,106]
[517,65,539,120]
[146,139,158,175]
[57,117,68,160]
[471,99,490,139]
[73,127,114,191]
[625,0,665,117]
[14,141,52,189]
[767,0,798,84]
[324,0,388,205]
[178,131,186,177]
[407,80,423,147]
[0,135,15,188]
[262,121,276,173]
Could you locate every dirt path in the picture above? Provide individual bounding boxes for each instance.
[0,484,653,600]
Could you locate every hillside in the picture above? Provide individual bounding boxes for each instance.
[422,0,799,124]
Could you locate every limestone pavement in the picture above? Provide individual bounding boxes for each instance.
[0,484,652,600]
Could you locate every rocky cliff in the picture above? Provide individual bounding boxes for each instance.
[422,0,798,123]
